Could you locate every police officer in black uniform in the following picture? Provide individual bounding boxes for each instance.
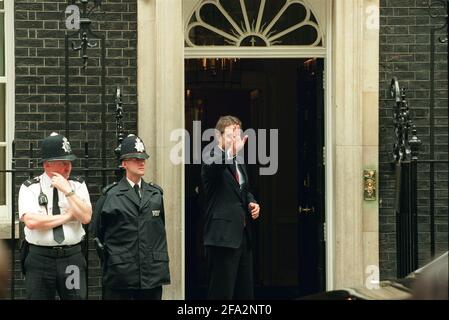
[91,134,170,300]
[18,132,92,299]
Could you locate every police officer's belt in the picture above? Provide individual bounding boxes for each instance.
[29,243,81,258]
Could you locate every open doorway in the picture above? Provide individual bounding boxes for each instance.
[185,58,325,299]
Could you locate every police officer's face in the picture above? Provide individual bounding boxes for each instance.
[43,160,72,179]
[122,158,146,177]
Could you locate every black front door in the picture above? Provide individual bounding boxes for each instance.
[297,59,326,296]
[184,59,326,299]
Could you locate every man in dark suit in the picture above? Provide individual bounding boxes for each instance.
[201,115,261,300]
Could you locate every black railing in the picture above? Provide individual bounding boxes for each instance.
[392,1,449,278]
[391,77,448,278]
[391,78,421,278]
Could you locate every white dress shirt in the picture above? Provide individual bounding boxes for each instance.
[18,173,92,246]
[223,147,245,187]
[127,178,142,197]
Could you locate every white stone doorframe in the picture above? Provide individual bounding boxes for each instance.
[332,0,380,289]
[136,0,379,298]
[137,0,185,300]
[184,0,335,291]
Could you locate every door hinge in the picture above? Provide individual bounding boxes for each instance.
[323,222,327,242]
[323,65,326,90]
[322,146,326,166]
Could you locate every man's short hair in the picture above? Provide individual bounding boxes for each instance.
[215,115,242,134]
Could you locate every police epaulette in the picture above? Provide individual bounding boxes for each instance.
[149,182,163,195]
[23,177,40,187]
[69,176,85,183]
[102,182,118,195]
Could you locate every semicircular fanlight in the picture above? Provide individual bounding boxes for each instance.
[185,0,324,47]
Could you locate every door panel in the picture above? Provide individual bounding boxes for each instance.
[297,59,326,296]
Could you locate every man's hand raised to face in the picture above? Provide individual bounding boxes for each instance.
[232,133,248,157]
[224,126,248,157]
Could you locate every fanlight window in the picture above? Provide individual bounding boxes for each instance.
[186,0,323,47]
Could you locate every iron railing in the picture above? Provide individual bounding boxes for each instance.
[391,78,449,278]
[391,79,421,278]
[392,0,449,279]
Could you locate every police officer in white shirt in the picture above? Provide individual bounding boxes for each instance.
[18,132,92,299]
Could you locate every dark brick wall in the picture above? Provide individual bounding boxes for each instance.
[380,0,448,279]
[13,0,138,299]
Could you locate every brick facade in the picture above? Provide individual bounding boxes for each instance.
[379,0,448,279]
[13,0,138,299]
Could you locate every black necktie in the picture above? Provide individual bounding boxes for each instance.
[52,188,65,244]
[134,184,141,199]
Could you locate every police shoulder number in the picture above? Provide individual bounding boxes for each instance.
[23,177,40,187]
[69,176,85,184]
[149,182,163,195]
[102,182,118,195]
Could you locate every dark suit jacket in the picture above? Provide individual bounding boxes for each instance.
[90,177,170,289]
[201,149,257,249]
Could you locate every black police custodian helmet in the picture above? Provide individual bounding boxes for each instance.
[40,132,77,163]
[119,134,149,160]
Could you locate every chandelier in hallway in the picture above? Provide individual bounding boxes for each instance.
[185,58,241,87]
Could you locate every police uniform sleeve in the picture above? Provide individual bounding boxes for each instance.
[149,182,165,224]
[70,177,92,206]
[90,182,117,239]
[18,182,37,220]
[161,196,166,225]
[90,194,107,239]
[90,194,108,263]
[153,183,166,224]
